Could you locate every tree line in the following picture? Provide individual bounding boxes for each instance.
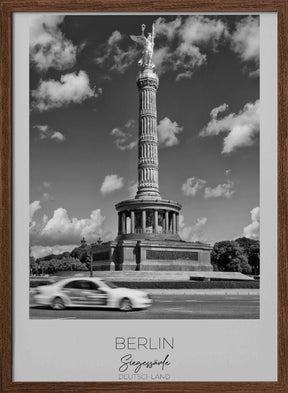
[30,244,91,275]
[30,237,260,275]
[211,237,260,275]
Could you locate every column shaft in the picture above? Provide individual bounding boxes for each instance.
[122,212,126,234]
[154,210,158,233]
[118,212,122,234]
[131,211,135,233]
[165,211,169,233]
[136,72,160,199]
[172,212,176,233]
[142,210,146,233]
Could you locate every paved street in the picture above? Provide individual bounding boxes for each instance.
[30,292,259,319]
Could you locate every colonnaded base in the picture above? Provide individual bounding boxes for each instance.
[91,239,213,272]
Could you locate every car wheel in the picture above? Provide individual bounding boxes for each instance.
[119,298,133,312]
[51,297,65,310]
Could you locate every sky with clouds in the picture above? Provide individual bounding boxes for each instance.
[29,14,260,258]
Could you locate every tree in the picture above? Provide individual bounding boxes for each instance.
[247,243,260,275]
[235,237,260,275]
[38,257,88,275]
[30,254,39,275]
[211,240,251,274]
[70,246,91,264]
[226,256,252,274]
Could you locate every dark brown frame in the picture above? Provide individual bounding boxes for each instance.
[1,1,287,392]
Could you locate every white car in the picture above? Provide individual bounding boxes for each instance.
[33,277,152,311]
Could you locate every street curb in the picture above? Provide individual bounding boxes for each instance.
[143,289,260,295]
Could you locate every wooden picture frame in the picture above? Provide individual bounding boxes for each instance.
[0,1,287,392]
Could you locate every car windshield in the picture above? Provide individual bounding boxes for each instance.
[102,280,118,289]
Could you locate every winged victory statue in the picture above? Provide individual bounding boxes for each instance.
[130,23,155,69]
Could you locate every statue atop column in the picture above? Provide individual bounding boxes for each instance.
[130,23,155,69]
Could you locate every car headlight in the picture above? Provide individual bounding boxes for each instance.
[140,293,150,299]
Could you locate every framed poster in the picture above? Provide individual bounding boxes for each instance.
[0,0,287,392]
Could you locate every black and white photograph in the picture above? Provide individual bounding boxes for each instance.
[29,14,260,320]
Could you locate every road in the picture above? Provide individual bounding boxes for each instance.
[30,292,259,319]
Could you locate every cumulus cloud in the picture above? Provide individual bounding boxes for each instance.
[179,215,208,242]
[30,15,78,72]
[30,200,41,225]
[51,131,66,141]
[29,205,116,250]
[95,30,139,75]
[111,120,137,150]
[31,71,100,111]
[210,103,229,119]
[96,16,228,80]
[204,180,235,199]
[200,100,259,154]
[230,16,259,77]
[33,124,66,141]
[182,171,235,199]
[154,16,182,40]
[156,43,206,82]
[100,174,124,195]
[31,244,77,259]
[154,16,228,80]
[157,117,183,147]
[182,177,206,197]
[243,206,260,239]
[94,16,258,81]
[39,208,106,245]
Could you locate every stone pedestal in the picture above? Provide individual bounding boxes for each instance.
[91,239,213,272]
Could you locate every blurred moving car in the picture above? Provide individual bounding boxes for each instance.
[33,277,152,311]
[30,278,56,302]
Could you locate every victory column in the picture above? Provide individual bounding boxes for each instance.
[91,24,213,272]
